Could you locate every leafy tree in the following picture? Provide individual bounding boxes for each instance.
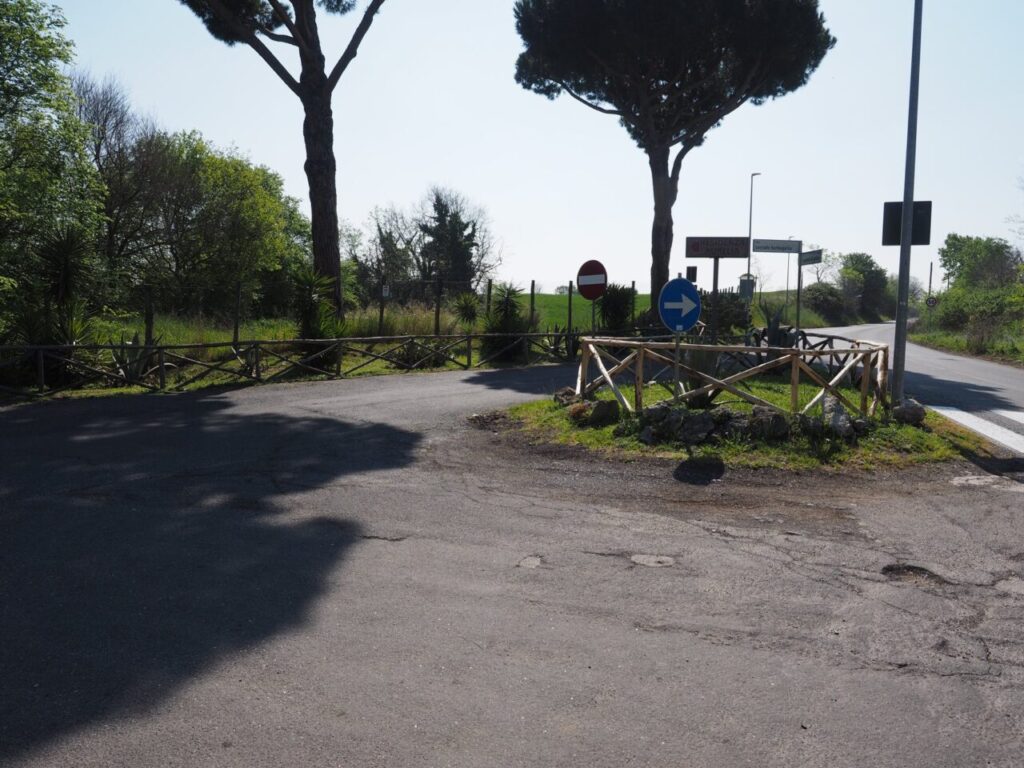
[513,0,834,304]
[939,234,1023,290]
[0,0,101,278]
[415,187,498,292]
[179,0,388,314]
[839,252,887,319]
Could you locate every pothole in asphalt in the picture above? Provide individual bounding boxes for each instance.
[517,555,543,569]
[630,554,675,568]
[881,563,950,585]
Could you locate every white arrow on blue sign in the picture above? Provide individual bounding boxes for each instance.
[658,277,702,333]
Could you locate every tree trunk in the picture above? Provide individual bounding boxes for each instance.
[301,85,343,315]
[648,145,679,309]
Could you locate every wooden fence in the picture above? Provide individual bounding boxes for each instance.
[0,331,578,401]
[576,333,890,418]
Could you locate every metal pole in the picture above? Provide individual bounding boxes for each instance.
[928,261,933,296]
[567,281,575,357]
[892,0,924,405]
[785,253,791,305]
[711,257,720,342]
[746,172,760,299]
[673,332,681,399]
[795,262,803,336]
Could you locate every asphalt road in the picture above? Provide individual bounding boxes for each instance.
[2,364,1024,767]
[819,322,1024,453]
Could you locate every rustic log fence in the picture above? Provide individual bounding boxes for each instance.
[576,333,890,418]
[0,331,579,401]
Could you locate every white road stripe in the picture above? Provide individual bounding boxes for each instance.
[994,409,1024,428]
[930,406,1024,455]
[577,274,606,286]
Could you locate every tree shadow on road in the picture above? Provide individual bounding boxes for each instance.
[461,364,576,396]
[0,392,420,761]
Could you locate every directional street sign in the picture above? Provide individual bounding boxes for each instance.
[685,237,749,259]
[658,277,702,333]
[799,249,823,266]
[576,260,608,300]
[753,239,802,254]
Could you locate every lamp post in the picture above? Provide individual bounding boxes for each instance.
[746,172,761,295]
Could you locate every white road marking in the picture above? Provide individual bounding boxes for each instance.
[930,406,1024,455]
[577,274,606,286]
[994,410,1024,428]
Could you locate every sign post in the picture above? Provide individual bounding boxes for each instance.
[657,276,702,398]
[576,260,608,333]
[685,237,747,341]
[796,249,822,334]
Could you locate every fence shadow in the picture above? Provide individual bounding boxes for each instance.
[0,393,421,760]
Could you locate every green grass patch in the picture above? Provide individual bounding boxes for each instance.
[910,327,1024,366]
[508,383,993,472]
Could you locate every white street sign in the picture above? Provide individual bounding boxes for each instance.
[753,239,802,254]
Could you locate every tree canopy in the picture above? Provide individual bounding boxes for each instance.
[179,0,388,315]
[514,0,835,302]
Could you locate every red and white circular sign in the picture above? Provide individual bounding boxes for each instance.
[576,260,608,301]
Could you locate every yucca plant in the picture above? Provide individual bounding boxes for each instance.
[109,332,157,385]
[452,292,481,329]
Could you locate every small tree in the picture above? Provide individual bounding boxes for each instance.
[514,0,834,305]
[179,0,388,314]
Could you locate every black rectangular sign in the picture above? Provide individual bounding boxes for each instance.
[883,201,932,246]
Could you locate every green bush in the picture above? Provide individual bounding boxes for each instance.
[597,283,635,333]
[803,282,846,325]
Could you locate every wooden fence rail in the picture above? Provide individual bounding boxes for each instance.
[0,332,580,401]
[575,336,890,418]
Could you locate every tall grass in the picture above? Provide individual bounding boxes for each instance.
[90,315,297,346]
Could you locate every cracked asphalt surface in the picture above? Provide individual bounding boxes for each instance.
[2,365,1024,767]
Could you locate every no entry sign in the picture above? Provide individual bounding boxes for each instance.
[576,260,608,300]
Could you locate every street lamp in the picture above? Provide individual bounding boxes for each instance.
[746,172,761,288]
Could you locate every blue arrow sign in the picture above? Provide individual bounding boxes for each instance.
[658,277,702,333]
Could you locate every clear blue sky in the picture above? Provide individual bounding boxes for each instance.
[59,1,1024,293]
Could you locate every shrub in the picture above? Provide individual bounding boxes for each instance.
[597,283,635,333]
[803,282,846,325]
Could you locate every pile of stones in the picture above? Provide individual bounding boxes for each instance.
[551,387,887,448]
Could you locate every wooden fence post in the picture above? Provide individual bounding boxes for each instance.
[529,280,535,326]
[630,280,636,329]
[35,349,45,392]
[232,280,242,347]
[254,342,262,381]
[485,279,493,317]
[790,352,800,414]
[158,347,166,390]
[634,347,645,411]
[466,335,473,369]
[567,281,574,358]
[434,276,442,336]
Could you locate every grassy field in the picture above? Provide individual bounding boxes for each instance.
[508,382,992,471]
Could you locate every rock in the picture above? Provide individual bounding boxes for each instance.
[822,395,854,439]
[852,418,870,435]
[717,416,751,440]
[567,402,592,426]
[641,402,671,425]
[711,407,741,426]
[553,386,580,407]
[664,407,688,436]
[798,414,824,438]
[588,399,620,428]
[678,411,715,445]
[638,426,657,445]
[893,398,926,426]
[750,406,790,441]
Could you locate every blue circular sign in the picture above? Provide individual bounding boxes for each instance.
[658,277,702,332]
